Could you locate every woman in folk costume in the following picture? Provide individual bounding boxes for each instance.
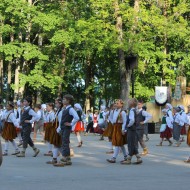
[178,105,188,142]
[44,103,55,156]
[93,110,99,131]
[107,99,127,163]
[73,103,85,147]
[1,102,20,156]
[157,109,173,146]
[184,105,190,163]
[103,103,116,154]
[47,98,63,164]
[157,103,173,146]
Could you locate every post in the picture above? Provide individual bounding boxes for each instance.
[131,69,135,98]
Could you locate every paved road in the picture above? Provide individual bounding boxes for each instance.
[0,133,190,190]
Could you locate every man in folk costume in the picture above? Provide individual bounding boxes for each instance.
[44,103,55,156]
[73,103,85,147]
[172,107,183,147]
[46,98,63,164]
[121,98,142,165]
[54,94,79,167]
[107,99,127,163]
[184,105,190,163]
[1,102,20,156]
[16,97,40,157]
[103,103,116,154]
[178,105,188,142]
[135,100,152,156]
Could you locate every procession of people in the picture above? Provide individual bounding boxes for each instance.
[0,95,190,167]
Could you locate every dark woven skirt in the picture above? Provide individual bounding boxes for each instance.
[49,128,62,147]
[160,126,172,139]
[2,122,17,141]
[187,127,190,146]
[180,125,186,135]
[112,123,127,146]
[103,122,113,138]
[44,122,53,142]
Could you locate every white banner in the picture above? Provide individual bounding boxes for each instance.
[155,86,167,104]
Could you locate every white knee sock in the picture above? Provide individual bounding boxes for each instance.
[11,140,19,150]
[17,133,22,141]
[113,146,120,159]
[52,147,58,158]
[4,141,9,152]
[77,135,81,143]
[108,142,113,150]
[47,142,53,152]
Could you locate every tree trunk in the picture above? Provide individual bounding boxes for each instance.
[0,24,3,98]
[58,46,66,96]
[6,34,14,101]
[114,0,131,109]
[85,56,93,112]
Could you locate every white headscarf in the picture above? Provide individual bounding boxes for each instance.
[100,105,106,111]
[166,103,172,110]
[162,109,167,113]
[41,104,46,109]
[17,100,21,106]
[74,103,82,111]
[179,105,185,111]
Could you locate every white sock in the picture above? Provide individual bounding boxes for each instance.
[113,146,120,159]
[4,141,9,152]
[120,146,127,157]
[11,140,18,150]
[52,147,58,158]
[17,133,22,141]
[108,142,113,150]
[77,135,81,143]
[47,142,53,152]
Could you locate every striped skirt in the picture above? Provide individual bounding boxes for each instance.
[103,122,113,138]
[44,122,54,142]
[2,122,17,141]
[187,126,190,146]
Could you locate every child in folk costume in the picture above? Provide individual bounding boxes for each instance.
[84,110,94,135]
[46,98,63,164]
[107,99,127,163]
[93,110,99,130]
[184,105,190,163]
[142,105,149,142]
[73,103,85,147]
[178,105,188,142]
[54,94,79,167]
[15,100,24,147]
[16,97,40,157]
[172,107,183,147]
[157,109,173,146]
[121,98,142,165]
[33,104,45,141]
[44,103,55,156]
[136,100,152,156]
[1,102,20,156]
[103,103,116,154]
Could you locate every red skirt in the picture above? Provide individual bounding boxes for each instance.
[180,125,186,135]
[94,125,104,134]
[2,122,17,141]
[160,126,172,139]
[73,121,85,132]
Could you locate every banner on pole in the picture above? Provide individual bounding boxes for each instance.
[155,86,167,105]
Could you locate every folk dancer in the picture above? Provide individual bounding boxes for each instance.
[16,97,40,157]
[1,102,20,156]
[107,99,127,164]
